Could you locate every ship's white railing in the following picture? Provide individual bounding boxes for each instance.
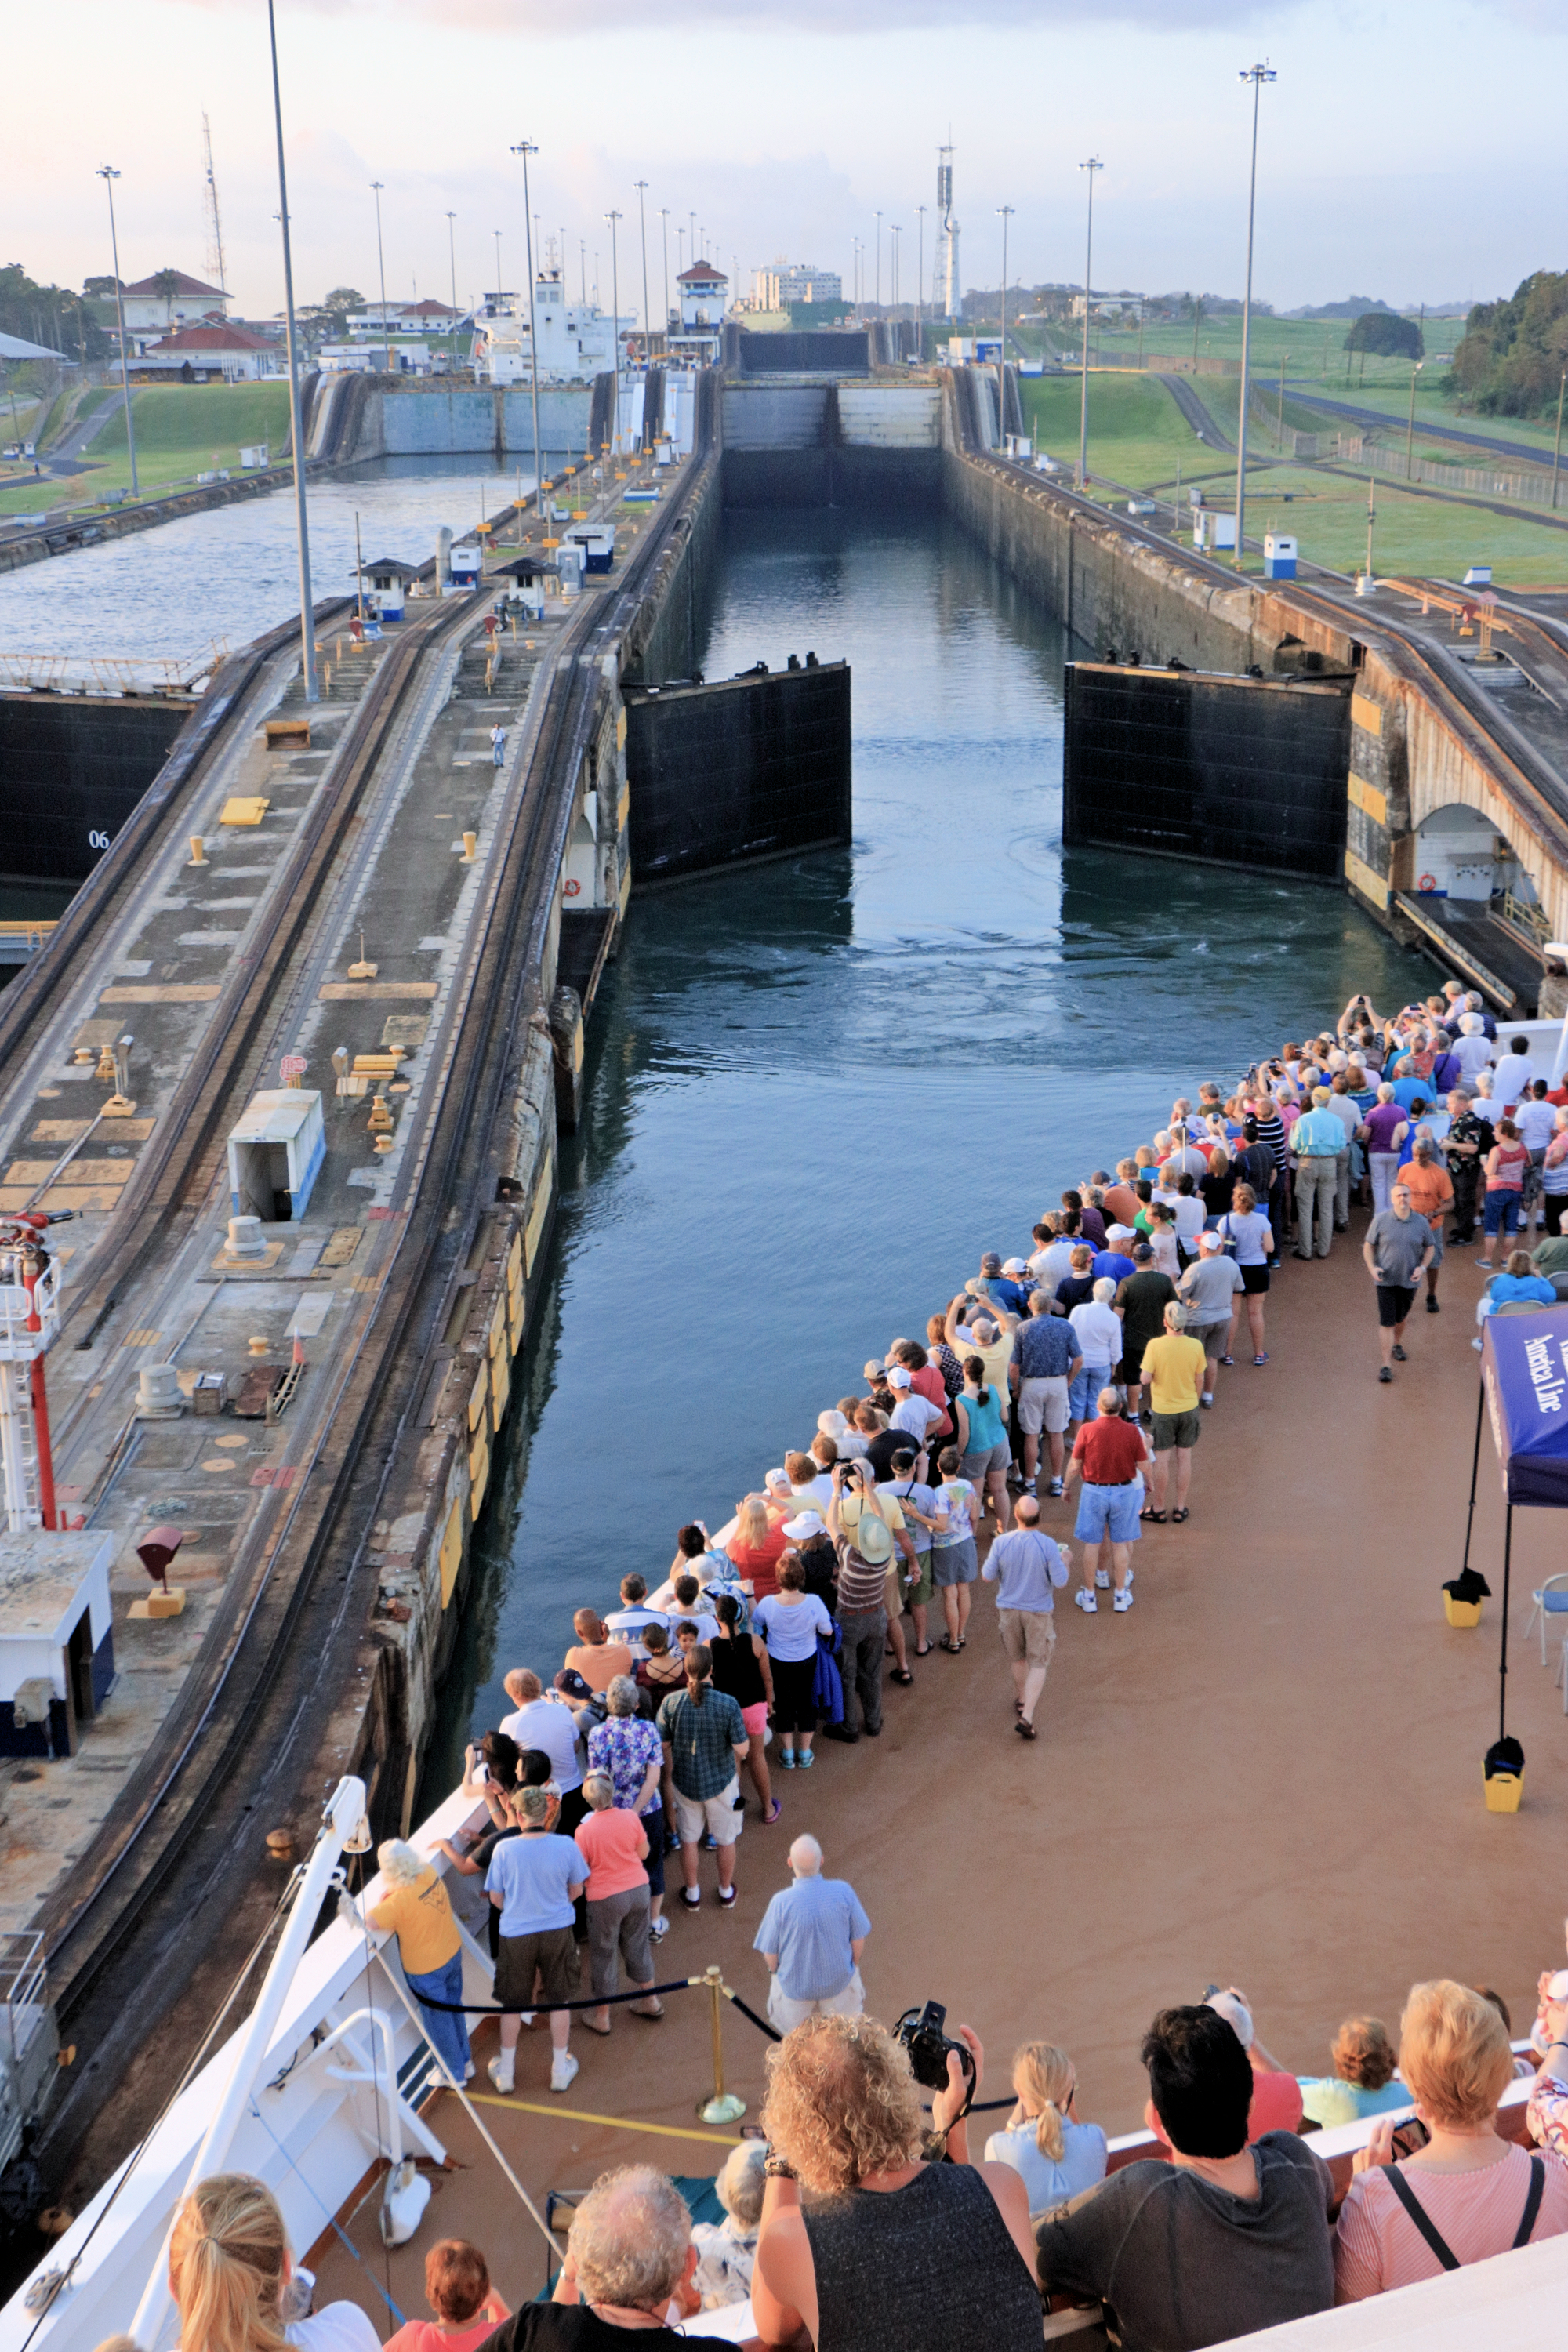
[0,1262,58,1363]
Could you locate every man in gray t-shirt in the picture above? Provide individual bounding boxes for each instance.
[1036,2007,1333,2352]
[1175,1234,1245,1406]
[1363,1182,1436,1385]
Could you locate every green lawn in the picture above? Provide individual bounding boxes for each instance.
[0,383,291,517]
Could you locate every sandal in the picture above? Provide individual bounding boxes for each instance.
[915,1642,934,1657]
[630,1998,665,2020]
[1014,1719,1038,1741]
[580,2014,612,2036]
[762,1798,782,1824]
[891,1668,913,1685]
[1171,1506,1189,1523]
[939,1636,960,1653]
[1140,1507,1167,1524]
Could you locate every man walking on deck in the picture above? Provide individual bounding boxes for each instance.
[1363,1181,1436,1383]
[982,1497,1069,1740]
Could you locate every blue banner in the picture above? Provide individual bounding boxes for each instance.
[1483,1305,1568,1508]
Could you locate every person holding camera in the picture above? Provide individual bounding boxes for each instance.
[752,2012,1041,2352]
[826,1461,898,1740]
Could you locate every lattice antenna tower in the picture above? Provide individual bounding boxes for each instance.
[936,140,960,322]
[201,113,229,297]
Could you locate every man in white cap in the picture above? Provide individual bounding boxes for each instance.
[1175,1230,1246,1407]
[886,1365,946,1446]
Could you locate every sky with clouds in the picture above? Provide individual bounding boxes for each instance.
[8,0,1563,326]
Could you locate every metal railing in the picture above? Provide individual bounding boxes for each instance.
[0,644,227,695]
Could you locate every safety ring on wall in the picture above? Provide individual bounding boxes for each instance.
[563,878,582,897]
[1417,873,1438,893]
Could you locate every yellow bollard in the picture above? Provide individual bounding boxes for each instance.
[187,834,209,866]
[459,830,478,864]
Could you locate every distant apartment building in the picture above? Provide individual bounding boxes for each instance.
[750,264,843,311]
[347,299,463,338]
[119,271,230,334]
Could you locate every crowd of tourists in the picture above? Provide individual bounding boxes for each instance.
[148,1956,1568,2352]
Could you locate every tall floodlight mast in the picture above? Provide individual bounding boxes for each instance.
[936,143,960,322]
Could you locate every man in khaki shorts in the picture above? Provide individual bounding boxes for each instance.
[980,1495,1069,1742]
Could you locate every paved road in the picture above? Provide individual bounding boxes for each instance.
[1288,388,1562,472]
[1150,370,1235,453]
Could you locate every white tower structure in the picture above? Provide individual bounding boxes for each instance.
[0,1213,71,1533]
[936,144,960,322]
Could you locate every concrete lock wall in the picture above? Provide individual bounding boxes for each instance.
[338,385,596,463]
[0,693,191,886]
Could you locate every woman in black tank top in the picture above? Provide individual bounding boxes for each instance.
[751,2013,1041,2352]
[708,1594,778,1824]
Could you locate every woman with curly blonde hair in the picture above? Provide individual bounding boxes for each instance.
[750,2014,1040,2351]
[168,2174,378,2352]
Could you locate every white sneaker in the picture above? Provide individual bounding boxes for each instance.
[550,2050,580,2094]
[1114,1588,1134,1612]
[1047,1477,1064,1498]
[648,1914,670,1942]
[1074,1588,1098,1614]
[487,2056,514,2095]
[1095,1568,1111,1589]
[463,2060,476,2082]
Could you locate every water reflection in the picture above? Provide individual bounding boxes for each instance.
[420,505,1432,1796]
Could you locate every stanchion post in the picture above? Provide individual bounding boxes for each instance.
[698,1965,746,2125]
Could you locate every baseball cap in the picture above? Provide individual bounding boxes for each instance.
[981,1252,1002,1272]
[765,1466,790,1493]
[555,1668,593,1701]
[863,1358,886,1381]
[1107,1224,1137,1243]
[887,1367,912,1389]
[1204,1990,1254,2050]
[1197,1231,1222,1253]
[782,1512,825,1540]
[1132,1242,1153,1261]
[1001,1257,1028,1275]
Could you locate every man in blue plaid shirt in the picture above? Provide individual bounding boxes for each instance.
[657,1645,750,1913]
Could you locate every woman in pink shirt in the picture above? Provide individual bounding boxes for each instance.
[574,1772,664,2034]
[1336,1980,1568,2299]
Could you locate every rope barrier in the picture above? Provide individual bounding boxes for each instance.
[464,2092,744,2147]
[412,1969,702,2014]
[722,1985,782,2044]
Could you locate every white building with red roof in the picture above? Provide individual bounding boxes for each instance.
[133,322,281,383]
[120,271,230,333]
[677,260,728,332]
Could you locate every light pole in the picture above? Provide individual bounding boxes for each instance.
[510,143,544,517]
[916,205,926,359]
[997,203,1014,436]
[95,167,138,497]
[1232,61,1277,568]
[605,209,622,448]
[875,210,882,311]
[371,180,391,375]
[266,3,317,700]
[1077,159,1102,489]
[659,208,671,337]
[635,180,651,357]
[677,224,685,291]
[445,210,458,368]
[891,223,902,351]
[1554,370,1566,512]
[1404,357,1424,480]
[494,228,503,307]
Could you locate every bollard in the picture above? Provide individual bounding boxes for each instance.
[696,1965,746,2125]
[188,834,209,866]
[459,831,477,864]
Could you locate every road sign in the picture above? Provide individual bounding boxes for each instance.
[281,1054,307,1088]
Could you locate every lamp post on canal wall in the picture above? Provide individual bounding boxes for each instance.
[264,0,316,702]
[510,143,544,517]
[1076,158,1102,490]
[1232,60,1276,568]
[95,167,138,498]
[371,180,391,377]
[997,203,1014,437]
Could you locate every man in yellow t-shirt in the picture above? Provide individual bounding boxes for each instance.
[1139,1302,1207,1525]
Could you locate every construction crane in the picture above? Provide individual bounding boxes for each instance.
[0,1211,75,1534]
[201,112,228,299]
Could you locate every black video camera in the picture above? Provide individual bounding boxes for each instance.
[893,2002,975,2100]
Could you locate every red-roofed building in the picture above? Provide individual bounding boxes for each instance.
[121,271,230,333]
[135,322,281,383]
[677,261,728,332]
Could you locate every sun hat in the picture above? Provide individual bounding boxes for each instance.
[849,1510,894,1566]
[782,1512,826,1541]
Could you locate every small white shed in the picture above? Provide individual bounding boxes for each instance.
[227,1090,325,1224]
[0,1530,115,1759]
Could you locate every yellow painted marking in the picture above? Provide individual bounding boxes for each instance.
[101,985,221,1003]
[0,1186,122,1212]
[1344,847,1389,909]
[524,1147,553,1276]
[122,1328,163,1348]
[215,1434,248,1450]
[6,1160,132,1188]
[439,1497,463,1607]
[463,2092,741,2147]
[1350,693,1383,738]
[490,1345,511,1424]
[488,1294,507,1358]
[31,1119,154,1143]
[318,982,439,1000]
[319,1227,362,1268]
[467,1365,488,1435]
[220,796,270,826]
[468,1435,489,1518]
[1347,772,1388,826]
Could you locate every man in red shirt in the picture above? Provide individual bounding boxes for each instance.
[1061,1388,1150,1616]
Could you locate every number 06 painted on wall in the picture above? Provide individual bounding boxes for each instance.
[88,830,111,850]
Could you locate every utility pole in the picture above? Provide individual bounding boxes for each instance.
[510,143,544,517]
[996,205,1014,436]
[95,166,138,497]
[1077,159,1102,490]
[1277,349,1287,446]
[1232,60,1277,569]
[371,180,391,376]
[1363,474,1376,587]
[265,2,316,700]
[876,210,882,311]
[635,180,651,355]
[1405,357,1424,481]
[659,209,671,339]
[1192,292,1201,365]
[606,209,622,449]
[1554,370,1566,512]
[891,222,902,350]
[916,205,926,359]
[445,210,458,369]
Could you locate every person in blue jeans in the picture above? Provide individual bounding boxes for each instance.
[1062,1390,1150,1615]
[369,1839,473,2085]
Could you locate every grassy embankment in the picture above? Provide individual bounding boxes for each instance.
[1018,372,1568,589]
[0,383,292,517]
